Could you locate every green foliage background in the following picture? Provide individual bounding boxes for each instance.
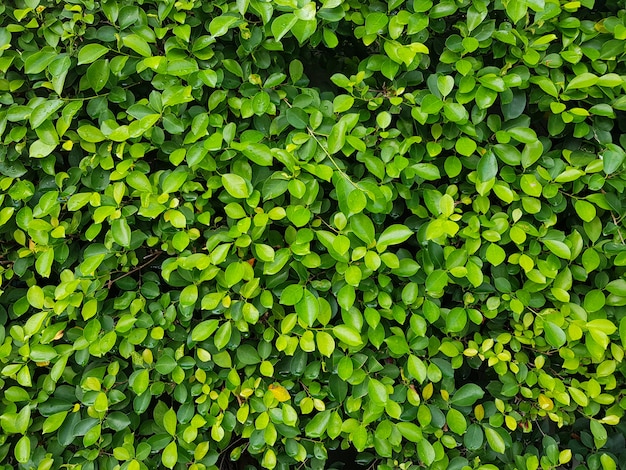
[1,0,626,468]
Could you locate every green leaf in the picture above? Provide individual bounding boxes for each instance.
[241,143,274,166]
[94,392,108,413]
[437,75,455,97]
[162,170,188,194]
[333,95,354,113]
[180,284,198,306]
[587,319,617,335]
[485,244,506,266]
[295,289,319,327]
[30,140,56,159]
[43,411,68,434]
[14,435,30,464]
[484,426,506,453]
[417,439,435,466]
[222,174,251,199]
[122,34,152,57]
[602,144,626,174]
[111,218,132,248]
[407,355,427,383]
[475,86,498,109]
[305,410,331,438]
[281,284,304,306]
[446,308,467,333]
[272,14,298,41]
[413,163,441,180]
[162,441,178,469]
[505,0,527,22]
[87,59,110,93]
[376,111,392,128]
[129,114,160,138]
[455,136,477,156]
[350,213,375,245]
[24,48,57,74]
[316,331,335,357]
[443,102,468,122]
[543,321,567,348]
[477,151,497,182]
[191,319,220,342]
[286,107,309,129]
[365,12,388,35]
[30,100,64,129]
[543,239,571,259]
[396,422,422,442]
[78,43,109,65]
[126,172,152,192]
[328,120,347,154]
[464,424,484,450]
[129,369,150,395]
[163,408,177,436]
[450,383,485,407]
[333,325,363,347]
[30,345,58,362]
[574,199,596,222]
[446,408,467,435]
[426,270,448,294]
[567,72,598,90]
[209,15,239,37]
[35,247,54,278]
[26,285,45,309]
[377,224,413,249]
[78,125,105,143]
[368,378,388,405]
[590,420,607,448]
[214,322,232,350]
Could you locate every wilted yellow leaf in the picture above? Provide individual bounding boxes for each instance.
[474,404,484,421]
[538,394,554,410]
[505,415,517,431]
[269,384,291,402]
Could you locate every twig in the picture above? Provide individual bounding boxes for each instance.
[107,250,163,289]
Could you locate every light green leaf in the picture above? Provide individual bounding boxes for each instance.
[316,331,335,357]
[484,426,506,453]
[122,34,152,57]
[333,325,363,347]
[111,218,131,248]
[30,100,64,129]
[209,15,239,37]
[447,408,468,435]
[163,408,177,436]
[271,13,298,41]
[396,422,422,442]
[567,72,598,90]
[450,383,485,407]
[477,151,497,182]
[222,174,251,199]
[15,435,31,464]
[78,43,109,65]
[377,224,413,249]
[417,439,435,466]
[543,239,571,259]
[162,441,178,469]
[191,319,219,342]
[544,321,566,348]
[413,163,441,180]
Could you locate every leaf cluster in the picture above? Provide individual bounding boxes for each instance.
[1,0,626,469]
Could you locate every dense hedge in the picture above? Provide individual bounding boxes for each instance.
[1,0,626,469]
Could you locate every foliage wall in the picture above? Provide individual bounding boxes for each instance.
[1,0,626,469]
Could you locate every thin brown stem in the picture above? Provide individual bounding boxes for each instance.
[107,251,163,289]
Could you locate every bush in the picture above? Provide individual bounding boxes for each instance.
[1,0,626,469]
